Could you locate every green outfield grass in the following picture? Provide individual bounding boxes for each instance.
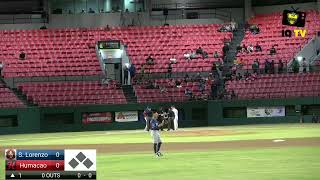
[0,124,319,180]
[98,147,320,180]
[0,124,319,146]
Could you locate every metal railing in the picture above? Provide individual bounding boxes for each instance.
[0,14,48,24]
[152,1,242,10]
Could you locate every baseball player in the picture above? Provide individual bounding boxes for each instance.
[143,107,153,131]
[171,106,179,130]
[150,112,165,157]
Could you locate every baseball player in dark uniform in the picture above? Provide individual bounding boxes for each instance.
[150,112,165,157]
[167,107,175,131]
[143,107,153,131]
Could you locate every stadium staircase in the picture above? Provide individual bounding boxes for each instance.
[0,78,26,108]
[0,77,35,106]
[122,85,137,103]
[223,28,245,76]
[10,87,37,107]
[225,28,245,64]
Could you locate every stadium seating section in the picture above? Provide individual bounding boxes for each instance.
[122,24,232,73]
[0,10,319,108]
[0,29,101,78]
[133,78,212,103]
[0,24,232,78]
[17,81,127,107]
[237,10,320,69]
[226,72,320,99]
[0,82,25,108]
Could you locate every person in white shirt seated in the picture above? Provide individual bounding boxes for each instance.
[170,56,177,64]
[184,51,191,60]
[247,44,254,53]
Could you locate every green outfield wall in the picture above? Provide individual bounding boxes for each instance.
[0,97,319,134]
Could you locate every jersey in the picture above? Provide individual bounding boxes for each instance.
[150,119,160,130]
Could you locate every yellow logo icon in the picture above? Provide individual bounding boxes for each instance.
[287,12,299,25]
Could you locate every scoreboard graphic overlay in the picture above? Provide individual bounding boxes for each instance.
[5,149,96,179]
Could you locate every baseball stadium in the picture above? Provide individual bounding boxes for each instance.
[0,0,320,179]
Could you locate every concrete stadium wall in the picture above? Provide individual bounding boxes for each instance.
[49,12,225,28]
[1,97,320,135]
[0,23,47,30]
[208,97,320,126]
[253,2,317,15]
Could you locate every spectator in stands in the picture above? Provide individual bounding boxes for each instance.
[247,44,254,53]
[196,47,203,55]
[292,58,299,73]
[244,71,254,81]
[185,88,193,100]
[230,19,237,31]
[241,44,247,53]
[278,59,284,73]
[270,45,276,55]
[255,43,262,52]
[231,90,237,99]
[236,73,242,80]
[198,80,205,94]
[19,51,26,60]
[100,9,104,13]
[168,63,172,78]
[218,25,227,32]
[211,82,218,99]
[252,59,260,74]
[213,51,219,58]
[170,56,177,64]
[81,9,86,13]
[123,66,129,85]
[236,45,242,53]
[190,50,197,59]
[129,64,136,79]
[145,80,154,89]
[175,79,182,88]
[202,51,209,59]
[184,50,191,60]
[88,8,95,13]
[249,24,260,34]
[222,43,229,59]
[146,55,154,65]
[264,59,270,74]
[184,74,190,83]
[234,58,244,66]
[270,60,275,74]
[125,9,129,13]
[159,85,167,94]
[301,58,309,73]
[105,25,111,31]
[211,62,217,75]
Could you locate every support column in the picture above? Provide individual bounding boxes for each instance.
[317,0,320,12]
[244,0,252,22]
[144,0,151,12]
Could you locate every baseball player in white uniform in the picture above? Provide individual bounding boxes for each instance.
[171,106,179,130]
